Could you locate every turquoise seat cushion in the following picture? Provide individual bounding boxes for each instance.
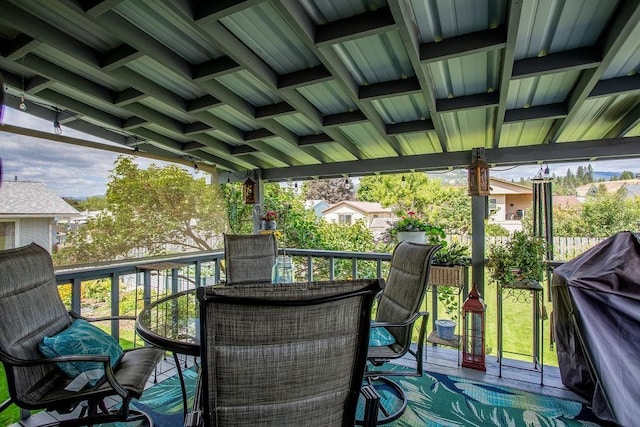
[369,326,396,346]
[39,319,123,387]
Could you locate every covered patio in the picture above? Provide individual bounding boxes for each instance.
[2,0,640,425]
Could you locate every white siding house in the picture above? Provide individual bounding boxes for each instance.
[488,178,532,233]
[322,201,393,230]
[0,181,79,252]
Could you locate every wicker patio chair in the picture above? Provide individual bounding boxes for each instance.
[223,233,277,284]
[196,279,383,427]
[0,243,164,426]
[363,241,441,424]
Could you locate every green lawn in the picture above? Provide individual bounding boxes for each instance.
[425,280,557,367]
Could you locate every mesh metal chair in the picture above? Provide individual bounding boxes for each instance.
[196,279,383,427]
[363,241,441,424]
[0,243,164,426]
[223,233,277,284]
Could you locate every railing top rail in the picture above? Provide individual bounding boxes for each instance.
[55,250,225,283]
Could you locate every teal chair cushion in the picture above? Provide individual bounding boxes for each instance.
[39,319,123,387]
[369,326,396,346]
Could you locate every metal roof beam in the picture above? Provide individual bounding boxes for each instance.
[437,92,499,112]
[389,1,448,153]
[420,27,506,63]
[549,0,640,142]
[590,75,640,98]
[101,44,142,71]
[271,0,390,159]
[186,95,223,113]
[255,102,296,119]
[298,134,333,146]
[359,77,421,100]
[511,47,601,80]
[386,119,435,135]
[605,102,640,138]
[323,111,368,127]
[278,65,333,89]
[262,136,640,181]
[192,56,241,82]
[314,7,396,46]
[245,128,276,142]
[195,0,262,24]
[504,103,567,123]
[492,0,524,148]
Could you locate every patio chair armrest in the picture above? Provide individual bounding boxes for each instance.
[0,350,110,367]
[371,311,423,328]
[0,349,128,397]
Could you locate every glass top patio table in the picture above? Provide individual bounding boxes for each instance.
[136,288,201,357]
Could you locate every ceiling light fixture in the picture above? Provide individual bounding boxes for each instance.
[53,110,62,135]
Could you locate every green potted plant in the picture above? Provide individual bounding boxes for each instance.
[430,241,470,339]
[487,230,547,285]
[389,211,445,244]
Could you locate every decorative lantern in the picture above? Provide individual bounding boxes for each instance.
[243,178,256,204]
[467,148,490,196]
[462,282,486,371]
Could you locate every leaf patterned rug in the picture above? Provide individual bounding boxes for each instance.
[112,368,604,426]
[376,371,604,426]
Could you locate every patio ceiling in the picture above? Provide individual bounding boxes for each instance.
[1,0,640,182]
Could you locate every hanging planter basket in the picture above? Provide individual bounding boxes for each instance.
[429,265,465,287]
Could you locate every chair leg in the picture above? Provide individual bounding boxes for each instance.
[361,385,379,427]
[356,377,407,425]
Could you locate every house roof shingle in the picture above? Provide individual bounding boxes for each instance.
[0,181,80,216]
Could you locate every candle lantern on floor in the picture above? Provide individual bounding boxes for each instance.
[462,282,486,371]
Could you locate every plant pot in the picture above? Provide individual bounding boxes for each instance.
[435,319,456,340]
[429,265,465,287]
[397,231,426,244]
[261,220,277,230]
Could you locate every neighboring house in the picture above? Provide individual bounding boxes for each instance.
[576,179,640,201]
[304,199,330,217]
[488,178,532,232]
[0,181,79,252]
[322,201,394,233]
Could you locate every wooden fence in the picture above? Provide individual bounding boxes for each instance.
[450,235,606,262]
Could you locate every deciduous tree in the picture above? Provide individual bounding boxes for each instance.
[55,156,229,264]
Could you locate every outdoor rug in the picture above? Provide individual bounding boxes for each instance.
[113,368,604,426]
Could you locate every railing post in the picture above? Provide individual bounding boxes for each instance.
[306,256,313,282]
[194,261,202,287]
[71,277,81,314]
[111,273,119,341]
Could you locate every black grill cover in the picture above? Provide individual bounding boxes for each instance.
[552,231,640,426]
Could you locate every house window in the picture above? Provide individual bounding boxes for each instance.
[338,214,352,225]
[488,198,497,211]
[0,222,16,250]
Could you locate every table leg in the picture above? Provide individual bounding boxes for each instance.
[172,352,188,421]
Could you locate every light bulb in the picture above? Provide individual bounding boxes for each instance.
[19,94,27,111]
[53,120,62,135]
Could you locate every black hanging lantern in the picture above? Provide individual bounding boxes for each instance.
[468,148,490,196]
[243,178,256,204]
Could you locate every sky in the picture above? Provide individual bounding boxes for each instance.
[2,106,640,197]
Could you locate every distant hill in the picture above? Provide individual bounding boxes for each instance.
[592,171,621,181]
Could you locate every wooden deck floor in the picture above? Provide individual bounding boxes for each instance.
[420,344,586,403]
